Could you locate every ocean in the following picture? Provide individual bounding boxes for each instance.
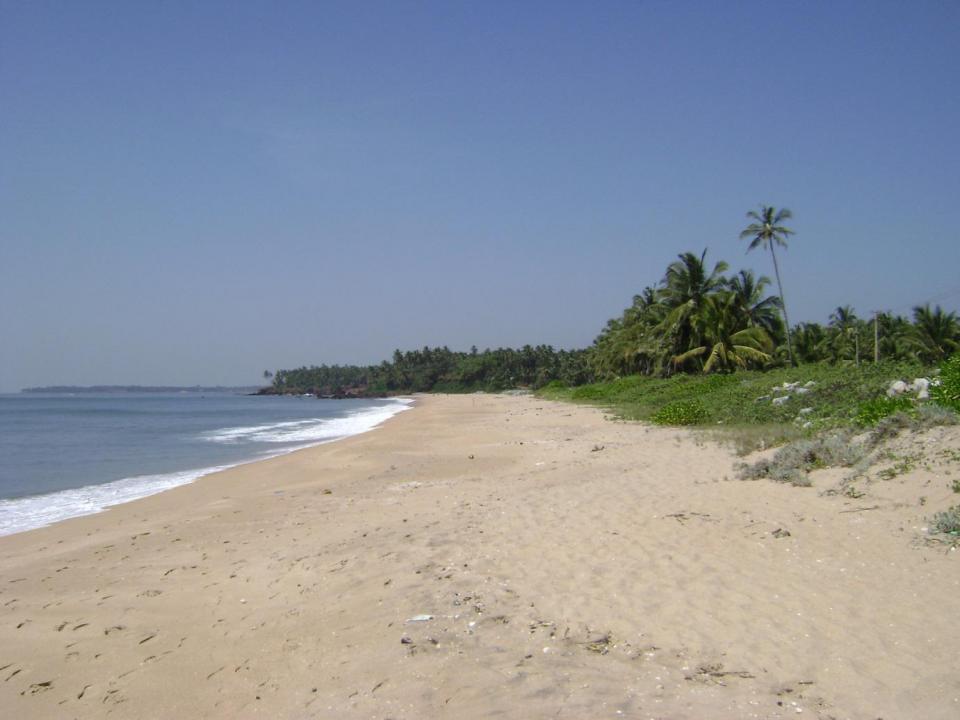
[0,392,412,536]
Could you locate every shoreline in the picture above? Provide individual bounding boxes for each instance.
[1,394,958,719]
[0,396,414,538]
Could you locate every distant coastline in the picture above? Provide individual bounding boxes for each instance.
[20,385,261,394]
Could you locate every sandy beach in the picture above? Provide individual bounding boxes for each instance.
[1,393,958,719]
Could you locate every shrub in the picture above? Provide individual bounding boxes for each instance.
[651,399,708,426]
[855,396,914,427]
[914,403,959,428]
[932,353,960,412]
[866,404,959,448]
[930,505,960,535]
[737,431,863,486]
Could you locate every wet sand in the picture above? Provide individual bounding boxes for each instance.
[1,393,958,719]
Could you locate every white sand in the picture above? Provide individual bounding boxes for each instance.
[1,394,958,719]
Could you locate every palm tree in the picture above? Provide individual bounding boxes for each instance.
[740,206,796,365]
[828,305,861,364]
[792,322,828,363]
[658,250,729,365]
[907,304,959,363]
[876,312,913,361]
[671,292,774,373]
[728,269,783,338]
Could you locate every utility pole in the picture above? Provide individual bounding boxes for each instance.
[872,310,880,363]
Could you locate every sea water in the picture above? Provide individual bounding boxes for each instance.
[0,393,412,536]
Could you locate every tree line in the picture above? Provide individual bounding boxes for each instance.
[264,206,959,396]
[262,345,592,397]
[589,206,958,379]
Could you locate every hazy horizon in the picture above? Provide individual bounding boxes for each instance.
[3,1,958,392]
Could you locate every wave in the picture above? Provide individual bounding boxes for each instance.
[0,398,413,537]
[200,398,414,444]
[0,465,233,537]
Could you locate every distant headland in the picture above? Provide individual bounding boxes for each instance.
[21,385,260,394]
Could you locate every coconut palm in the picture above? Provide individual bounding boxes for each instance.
[658,250,729,364]
[590,285,670,378]
[740,206,796,365]
[660,250,729,309]
[671,292,774,373]
[728,269,783,338]
[875,312,913,361]
[907,304,959,363]
[792,322,828,363]
[826,305,862,364]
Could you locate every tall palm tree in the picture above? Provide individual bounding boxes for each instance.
[740,206,795,365]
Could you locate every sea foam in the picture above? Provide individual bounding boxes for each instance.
[0,398,413,537]
[201,400,412,444]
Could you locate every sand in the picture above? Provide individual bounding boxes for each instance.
[1,393,958,719]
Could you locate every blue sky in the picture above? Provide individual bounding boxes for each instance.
[2,1,958,390]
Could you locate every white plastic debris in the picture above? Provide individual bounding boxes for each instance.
[887,380,908,397]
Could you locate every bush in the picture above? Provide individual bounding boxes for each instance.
[855,396,915,427]
[930,505,960,535]
[651,399,708,426]
[865,404,959,448]
[738,431,863,486]
[932,353,960,412]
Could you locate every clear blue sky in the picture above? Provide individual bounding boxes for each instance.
[2,0,958,390]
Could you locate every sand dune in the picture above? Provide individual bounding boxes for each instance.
[1,394,958,719]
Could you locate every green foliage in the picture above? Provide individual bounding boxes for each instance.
[907,306,959,364]
[538,360,929,429]
[588,239,956,378]
[854,396,915,427]
[932,353,960,411]
[264,231,957,402]
[651,400,708,426]
[267,345,593,397]
[930,505,960,535]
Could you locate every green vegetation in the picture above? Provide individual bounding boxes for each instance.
[538,360,928,427]
[930,505,960,535]
[264,345,592,397]
[740,205,796,365]
[933,353,960,412]
[855,396,915,427]
[587,230,957,380]
[266,206,959,421]
[651,400,708,426]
